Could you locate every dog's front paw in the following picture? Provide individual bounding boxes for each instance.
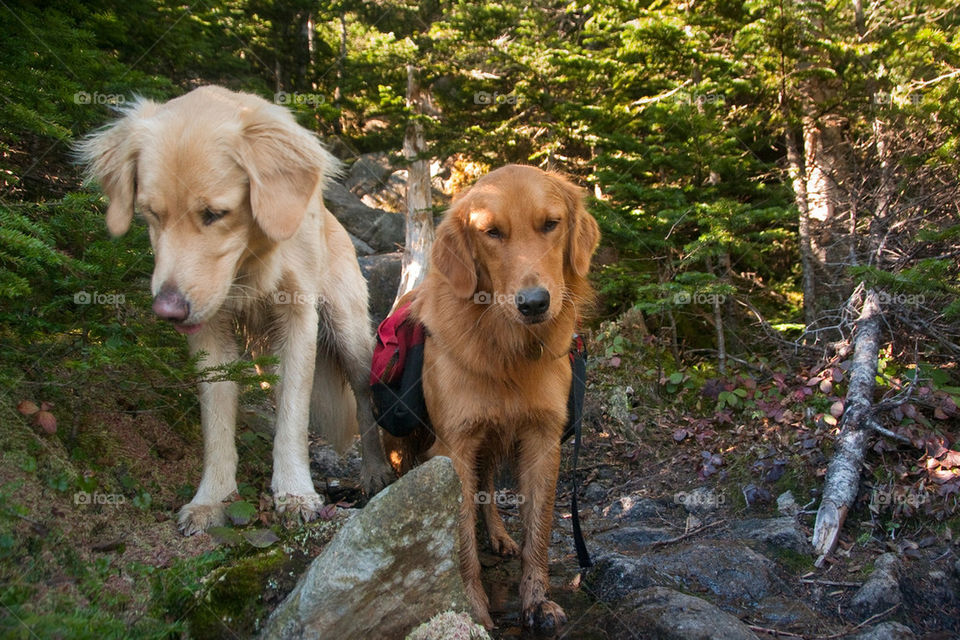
[361,460,396,497]
[523,599,567,635]
[490,530,520,557]
[274,492,325,523]
[178,502,228,536]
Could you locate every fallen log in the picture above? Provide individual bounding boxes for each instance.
[811,289,883,565]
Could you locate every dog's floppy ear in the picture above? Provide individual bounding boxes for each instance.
[432,199,478,298]
[76,99,155,237]
[236,104,337,241]
[555,174,600,277]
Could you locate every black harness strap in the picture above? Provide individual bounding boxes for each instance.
[567,337,592,570]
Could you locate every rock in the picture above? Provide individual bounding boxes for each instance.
[344,152,395,196]
[358,252,402,326]
[850,553,902,620]
[324,182,405,252]
[595,526,675,553]
[601,493,665,522]
[846,621,916,640]
[261,457,472,639]
[310,440,362,480]
[776,490,800,517]
[587,539,787,610]
[348,233,375,257]
[899,560,960,633]
[585,553,675,603]
[603,587,760,640]
[584,482,607,503]
[749,595,828,633]
[405,611,491,640]
[604,386,634,437]
[360,169,407,212]
[730,517,812,555]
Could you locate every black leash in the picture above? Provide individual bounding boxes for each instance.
[568,337,592,569]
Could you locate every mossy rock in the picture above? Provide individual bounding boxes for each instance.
[187,547,297,638]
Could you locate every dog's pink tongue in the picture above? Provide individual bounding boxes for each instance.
[174,323,203,335]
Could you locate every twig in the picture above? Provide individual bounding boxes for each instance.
[866,419,914,445]
[812,603,900,639]
[746,603,900,640]
[798,578,862,588]
[645,519,725,549]
[746,623,806,638]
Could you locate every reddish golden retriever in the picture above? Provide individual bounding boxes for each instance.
[388,165,599,632]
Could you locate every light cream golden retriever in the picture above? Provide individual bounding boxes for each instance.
[78,86,394,535]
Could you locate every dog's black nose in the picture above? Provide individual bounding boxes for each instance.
[152,285,190,322]
[516,287,550,317]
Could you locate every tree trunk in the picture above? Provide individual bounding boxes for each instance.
[393,64,434,310]
[811,289,883,564]
[785,129,818,328]
[332,12,346,136]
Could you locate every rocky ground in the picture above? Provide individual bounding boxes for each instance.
[3,153,957,639]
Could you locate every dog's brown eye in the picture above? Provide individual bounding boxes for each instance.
[543,219,560,232]
[202,208,228,226]
[485,227,502,239]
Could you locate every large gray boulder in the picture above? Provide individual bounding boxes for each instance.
[261,456,471,640]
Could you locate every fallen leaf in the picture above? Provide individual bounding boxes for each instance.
[830,401,844,419]
[225,500,257,526]
[34,411,56,434]
[930,469,957,484]
[318,503,338,521]
[17,400,39,416]
[939,451,960,469]
[819,379,833,394]
[207,526,242,546]
[241,528,279,548]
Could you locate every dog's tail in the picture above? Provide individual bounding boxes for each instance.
[309,349,359,454]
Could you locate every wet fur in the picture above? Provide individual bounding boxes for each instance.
[384,165,600,631]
